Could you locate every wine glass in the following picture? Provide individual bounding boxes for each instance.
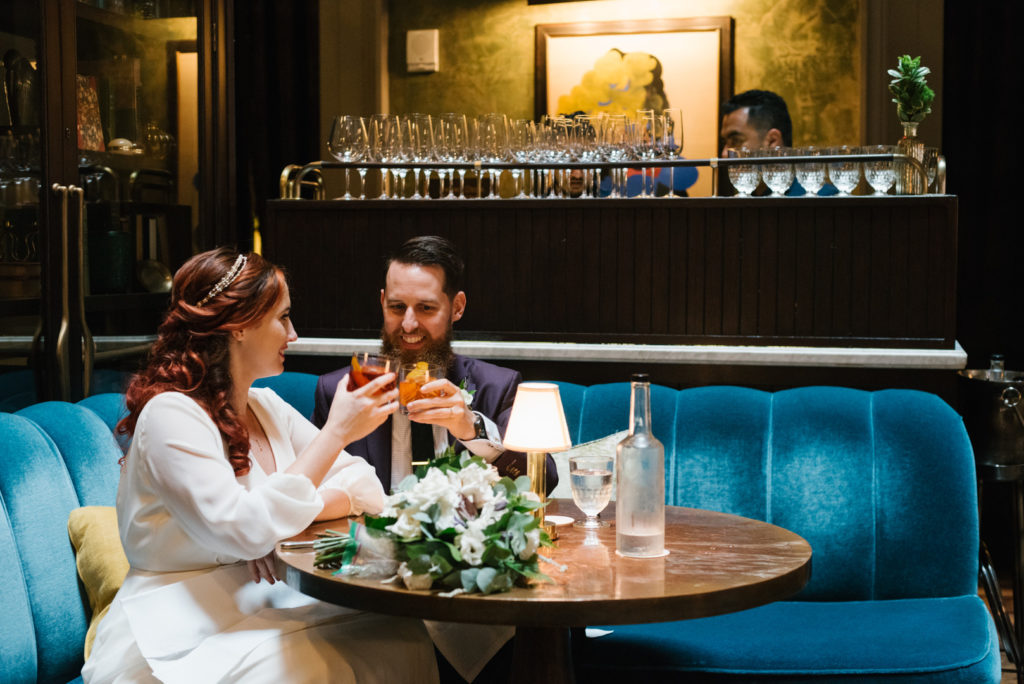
[383,115,411,199]
[601,114,630,197]
[827,145,860,196]
[478,113,508,198]
[367,114,389,199]
[860,144,895,195]
[635,109,658,197]
[794,145,826,196]
[762,146,795,196]
[327,115,367,200]
[570,454,613,528]
[662,108,684,196]
[408,113,434,199]
[508,118,535,198]
[726,147,760,196]
[437,112,467,199]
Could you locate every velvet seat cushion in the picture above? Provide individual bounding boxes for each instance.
[577,596,1001,683]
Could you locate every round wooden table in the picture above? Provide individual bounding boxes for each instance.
[275,500,812,683]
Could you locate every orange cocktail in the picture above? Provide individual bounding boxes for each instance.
[398,362,443,412]
[348,353,395,391]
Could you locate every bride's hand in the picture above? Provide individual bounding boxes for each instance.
[248,552,278,584]
[324,372,398,446]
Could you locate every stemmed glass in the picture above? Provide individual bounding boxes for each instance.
[569,454,613,528]
[762,146,795,196]
[827,145,860,196]
[437,113,467,198]
[794,145,826,196]
[662,108,684,196]
[408,113,434,199]
[478,113,508,198]
[383,115,412,199]
[860,144,895,195]
[726,147,760,196]
[635,109,658,197]
[327,115,367,200]
[509,119,534,198]
[575,115,601,197]
[367,114,389,199]
[601,114,630,197]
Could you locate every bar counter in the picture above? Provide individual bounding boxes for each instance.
[264,194,958,350]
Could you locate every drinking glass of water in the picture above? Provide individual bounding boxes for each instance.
[569,455,614,528]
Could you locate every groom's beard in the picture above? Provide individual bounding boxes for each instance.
[379,322,455,373]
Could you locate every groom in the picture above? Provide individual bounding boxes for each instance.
[312,235,557,495]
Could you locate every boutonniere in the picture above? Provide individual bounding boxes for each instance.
[458,378,476,408]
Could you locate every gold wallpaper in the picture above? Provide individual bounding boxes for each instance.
[387,0,861,146]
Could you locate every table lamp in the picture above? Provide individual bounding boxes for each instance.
[502,382,572,536]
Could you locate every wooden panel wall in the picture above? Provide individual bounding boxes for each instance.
[264,196,957,349]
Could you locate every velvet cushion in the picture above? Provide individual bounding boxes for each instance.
[253,371,319,421]
[0,412,91,683]
[67,507,128,659]
[577,596,1001,683]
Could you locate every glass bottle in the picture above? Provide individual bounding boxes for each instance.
[616,373,666,557]
[990,353,1006,383]
[894,121,925,195]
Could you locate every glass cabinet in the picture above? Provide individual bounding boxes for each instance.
[2,0,226,408]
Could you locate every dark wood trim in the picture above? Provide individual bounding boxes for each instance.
[534,16,734,122]
[264,196,957,350]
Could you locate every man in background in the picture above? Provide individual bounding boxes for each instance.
[720,89,793,153]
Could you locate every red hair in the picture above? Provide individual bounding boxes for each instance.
[117,247,286,476]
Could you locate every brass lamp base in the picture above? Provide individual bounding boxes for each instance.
[527,450,557,540]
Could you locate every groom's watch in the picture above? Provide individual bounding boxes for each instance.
[471,413,488,440]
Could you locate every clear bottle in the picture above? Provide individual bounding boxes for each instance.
[990,353,1006,382]
[616,373,666,557]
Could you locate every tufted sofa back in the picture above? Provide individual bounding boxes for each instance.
[554,383,979,602]
[0,402,122,683]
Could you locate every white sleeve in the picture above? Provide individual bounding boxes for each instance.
[458,411,504,462]
[134,393,322,559]
[262,388,386,516]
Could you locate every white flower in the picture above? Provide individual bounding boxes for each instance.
[455,462,501,508]
[457,517,489,566]
[519,527,541,560]
[459,387,475,407]
[387,510,423,540]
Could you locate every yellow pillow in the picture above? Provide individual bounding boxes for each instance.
[67,506,129,659]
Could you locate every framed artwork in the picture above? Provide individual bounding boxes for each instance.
[535,17,733,196]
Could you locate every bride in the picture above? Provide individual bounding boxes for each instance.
[83,248,438,683]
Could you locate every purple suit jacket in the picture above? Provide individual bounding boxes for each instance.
[312,354,558,494]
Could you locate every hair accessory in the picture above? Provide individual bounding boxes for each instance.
[196,254,247,307]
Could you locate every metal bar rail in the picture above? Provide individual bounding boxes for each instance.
[279,154,937,199]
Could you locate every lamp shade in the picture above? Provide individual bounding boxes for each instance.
[502,382,572,453]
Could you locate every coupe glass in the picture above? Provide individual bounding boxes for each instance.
[794,145,826,195]
[570,455,613,528]
[762,146,795,196]
[861,144,895,195]
[726,147,760,196]
[327,115,367,200]
[827,145,860,196]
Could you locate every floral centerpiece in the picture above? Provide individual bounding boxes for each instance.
[314,448,554,595]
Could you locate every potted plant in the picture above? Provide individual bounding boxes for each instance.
[888,55,935,193]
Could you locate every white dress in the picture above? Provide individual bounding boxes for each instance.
[82,388,439,684]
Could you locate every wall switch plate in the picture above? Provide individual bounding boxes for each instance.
[407,29,439,73]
